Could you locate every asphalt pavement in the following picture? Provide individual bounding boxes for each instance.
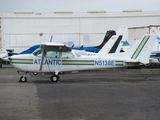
[0,64,160,120]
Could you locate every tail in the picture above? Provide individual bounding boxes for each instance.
[116,25,128,41]
[100,33,157,65]
[98,35,123,54]
[95,30,116,49]
[98,25,128,54]
[115,25,130,53]
[121,33,157,64]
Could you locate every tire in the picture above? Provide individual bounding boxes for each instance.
[19,76,27,82]
[50,75,59,83]
[59,72,64,75]
[33,72,38,75]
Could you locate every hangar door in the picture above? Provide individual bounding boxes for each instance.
[3,34,43,52]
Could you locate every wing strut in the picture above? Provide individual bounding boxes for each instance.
[39,45,46,71]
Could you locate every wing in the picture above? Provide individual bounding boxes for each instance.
[41,42,71,52]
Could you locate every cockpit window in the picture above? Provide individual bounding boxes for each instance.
[33,48,76,58]
[61,52,75,58]
[46,51,60,58]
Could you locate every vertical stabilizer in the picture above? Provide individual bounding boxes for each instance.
[95,30,116,49]
[98,26,128,54]
[117,25,128,40]
[98,35,122,54]
[116,25,129,53]
[124,33,157,64]
[100,33,157,65]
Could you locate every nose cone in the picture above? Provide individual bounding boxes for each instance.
[8,56,16,64]
[8,55,17,64]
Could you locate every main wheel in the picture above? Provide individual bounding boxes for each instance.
[19,76,27,82]
[50,74,59,83]
[59,72,64,75]
[33,72,38,75]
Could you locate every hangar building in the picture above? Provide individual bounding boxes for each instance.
[0,10,160,52]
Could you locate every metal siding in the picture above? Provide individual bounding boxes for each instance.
[80,17,114,33]
[36,18,80,34]
[82,34,104,46]
[2,15,160,34]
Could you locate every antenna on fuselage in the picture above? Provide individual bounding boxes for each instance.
[50,35,53,42]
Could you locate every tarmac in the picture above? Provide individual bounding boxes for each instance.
[0,64,160,120]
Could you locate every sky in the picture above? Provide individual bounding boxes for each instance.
[0,0,160,14]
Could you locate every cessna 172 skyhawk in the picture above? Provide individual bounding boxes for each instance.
[10,33,157,83]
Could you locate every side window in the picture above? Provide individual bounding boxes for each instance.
[61,52,74,58]
[46,51,60,58]
[75,52,81,57]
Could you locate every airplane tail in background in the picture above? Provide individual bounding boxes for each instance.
[95,30,116,49]
[98,26,128,54]
[98,35,123,54]
[96,25,128,50]
[115,25,130,53]
[117,25,128,41]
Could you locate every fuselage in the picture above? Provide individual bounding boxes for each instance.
[10,50,138,73]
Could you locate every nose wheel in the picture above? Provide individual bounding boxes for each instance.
[19,76,27,82]
[19,72,28,82]
[50,74,59,83]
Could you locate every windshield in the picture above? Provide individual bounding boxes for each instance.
[74,52,81,57]
[33,48,43,56]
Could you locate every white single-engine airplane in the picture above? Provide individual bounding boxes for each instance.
[0,48,9,62]
[10,33,157,83]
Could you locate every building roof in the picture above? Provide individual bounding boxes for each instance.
[1,11,160,18]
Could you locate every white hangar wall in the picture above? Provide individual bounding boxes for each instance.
[1,11,160,52]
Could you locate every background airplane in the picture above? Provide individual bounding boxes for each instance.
[72,25,128,55]
[0,48,10,63]
[150,35,160,59]
[4,26,128,56]
[71,30,116,53]
[75,35,123,56]
[19,30,116,55]
[9,32,157,83]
